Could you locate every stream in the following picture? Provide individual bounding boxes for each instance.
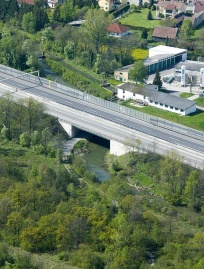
[42,61,111,182]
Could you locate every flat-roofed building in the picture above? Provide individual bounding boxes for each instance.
[117,82,196,115]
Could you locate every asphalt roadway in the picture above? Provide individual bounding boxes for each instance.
[0,71,204,168]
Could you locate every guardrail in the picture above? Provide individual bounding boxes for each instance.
[0,64,204,142]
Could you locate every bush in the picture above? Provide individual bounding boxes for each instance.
[152,5,156,10]
[46,59,111,99]
[159,12,164,18]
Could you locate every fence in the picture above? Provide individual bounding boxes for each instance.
[0,64,204,142]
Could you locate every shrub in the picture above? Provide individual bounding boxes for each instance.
[46,58,112,99]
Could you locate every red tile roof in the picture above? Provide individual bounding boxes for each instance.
[194,1,204,13]
[18,0,35,4]
[152,26,178,39]
[166,4,176,10]
[158,1,184,10]
[107,23,129,33]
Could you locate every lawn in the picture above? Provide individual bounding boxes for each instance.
[195,97,204,107]
[118,9,161,29]
[121,100,204,132]
[180,92,194,98]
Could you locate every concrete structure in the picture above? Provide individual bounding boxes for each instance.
[175,60,204,86]
[1,64,204,168]
[114,46,187,81]
[117,82,196,115]
[107,23,129,37]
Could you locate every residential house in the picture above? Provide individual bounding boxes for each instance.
[156,1,186,18]
[107,23,129,37]
[152,26,178,41]
[117,82,196,115]
[98,0,127,12]
[187,10,204,27]
[193,0,204,13]
[47,0,64,8]
[98,0,115,11]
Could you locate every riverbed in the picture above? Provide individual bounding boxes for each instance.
[84,136,111,182]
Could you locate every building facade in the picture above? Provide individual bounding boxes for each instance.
[117,83,196,116]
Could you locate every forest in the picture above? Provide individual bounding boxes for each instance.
[0,95,204,269]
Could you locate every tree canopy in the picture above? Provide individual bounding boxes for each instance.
[129,60,148,84]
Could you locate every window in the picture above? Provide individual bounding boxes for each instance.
[123,95,125,99]
[155,102,158,105]
[123,90,125,93]
[160,103,163,106]
[170,106,173,109]
[165,105,168,108]
[133,93,135,96]
[181,109,183,112]
[150,100,153,103]
[175,108,178,110]
[120,72,123,75]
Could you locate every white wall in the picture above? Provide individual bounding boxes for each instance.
[117,88,145,100]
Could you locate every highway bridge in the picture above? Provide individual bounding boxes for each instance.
[0,64,203,169]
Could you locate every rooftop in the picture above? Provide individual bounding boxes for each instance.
[149,45,187,55]
[152,26,178,39]
[107,23,129,34]
[144,54,175,66]
[175,60,204,71]
[118,83,196,110]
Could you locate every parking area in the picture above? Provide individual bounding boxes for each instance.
[147,67,204,96]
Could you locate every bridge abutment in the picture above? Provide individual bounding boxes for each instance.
[110,140,127,156]
[59,120,80,138]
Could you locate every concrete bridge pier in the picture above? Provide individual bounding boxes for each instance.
[110,140,127,156]
[59,120,80,138]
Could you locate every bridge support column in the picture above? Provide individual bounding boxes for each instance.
[59,120,79,138]
[110,140,127,156]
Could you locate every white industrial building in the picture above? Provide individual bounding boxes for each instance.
[114,45,187,82]
[174,60,204,87]
[117,83,196,116]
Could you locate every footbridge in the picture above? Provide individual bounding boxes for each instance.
[0,64,204,169]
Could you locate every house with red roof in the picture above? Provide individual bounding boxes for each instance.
[107,23,129,37]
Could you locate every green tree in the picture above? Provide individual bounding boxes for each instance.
[183,170,199,208]
[60,0,76,23]
[153,70,162,90]
[22,12,35,34]
[147,9,153,20]
[129,60,148,84]
[141,28,148,39]
[81,9,113,54]
[181,19,194,38]
[19,132,31,147]
[150,0,154,7]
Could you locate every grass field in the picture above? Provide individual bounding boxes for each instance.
[195,97,204,107]
[121,100,204,132]
[118,9,161,29]
[180,92,194,98]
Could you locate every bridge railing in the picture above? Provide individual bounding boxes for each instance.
[0,64,204,142]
